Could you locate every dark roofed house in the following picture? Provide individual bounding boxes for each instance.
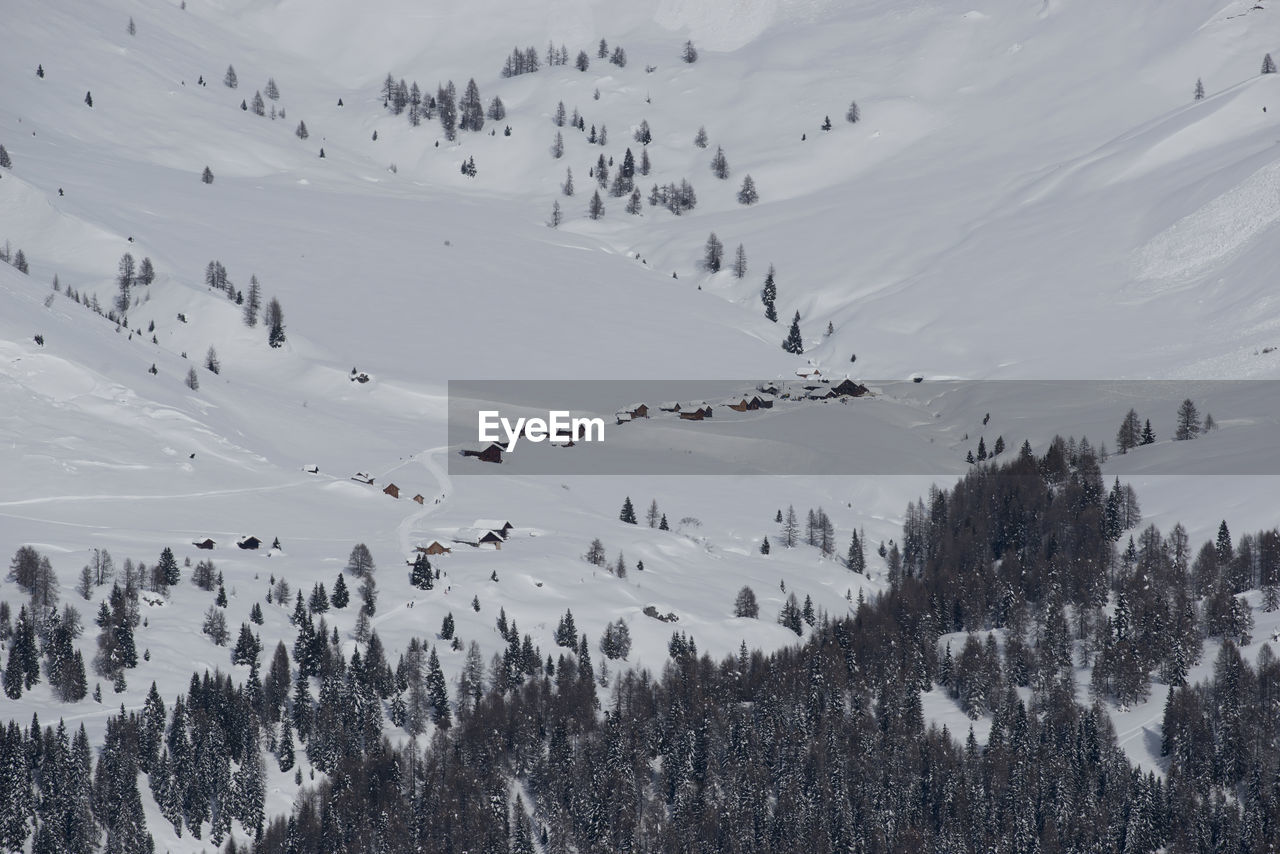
[237,536,261,550]
[303,464,319,474]
[678,409,705,421]
[453,528,504,549]
[384,483,400,499]
[193,538,215,550]
[627,403,649,418]
[658,401,681,412]
[351,472,374,485]
[461,444,504,464]
[831,379,869,398]
[726,397,750,412]
[750,395,774,409]
[615,411,633,425]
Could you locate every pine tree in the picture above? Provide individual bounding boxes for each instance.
[737,174,758,205]
[551,130,564,159]
[782,311,803,354]
[265,297,285,347]
[201,166,214,184]
[0,145,10,169]
[704,232,724,271]
[1140,419,1156,445]
[620,496,637,524]
[487,96,505,121]
[437,81,457,140]
[410,554,433,590]
[760,536,770,554]
[576,50,590,71]
[1175,398,1200,440]
[710,146,729,179]
[459,78,484,132]
[734,586,759,618]
[224,65,238,88]
[682,40,698,63]
[251,91,265,115]
[549,200,562,228]
[1116,408,1141,453]
[732,244,747,278]
[846,100,861,123]
[1194,78,1205,101]
[243,275,261,327]
[84,91,93,107]
[821,115,833,131]
[640,148,651,175]
[205,345,220,374]
[265,77,280,100]
[588,190,605,220]
[782,505,798,547]
[1264,53,1277,74]
[762,264,778,321]
[694,126,708,148]
[426,647,451,726]
[659,514,668,530]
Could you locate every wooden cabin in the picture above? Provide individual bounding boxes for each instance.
[351,472,374,485]
[417,541,452,556]
[192,538,216,550]
[303,464,319,474]
[658,401,681,412]
[237,536,261,550]
[678,409,705,421]
[626,403,649,418]
[383,483,400,499]
[413,494,425,505]
[831,379,869,398]
[453,528,504,549]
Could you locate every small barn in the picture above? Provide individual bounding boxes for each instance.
[751,395,774,409]
[461,444,504,464]
[678,409,705,421]
[626,403,649,418]
[237,536,261,550]
[658,401,681,412]
[615,411,633,425]
[417,541,452,556]
[474,520,515,539]
[192,538,216,550]
[351,472,374,485]
[384,483,401,499]
[413,494,425,505]
[303,464,319,474]
[725,397,751,412]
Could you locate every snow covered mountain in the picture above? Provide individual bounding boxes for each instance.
[3,0,1280,850]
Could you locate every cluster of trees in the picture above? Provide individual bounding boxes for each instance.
[377,75,499,140]
[204,260,286,347]
[1116,400,1214,452]
[0,241,29,275]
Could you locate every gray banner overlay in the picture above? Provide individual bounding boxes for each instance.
[447,379,1280,475]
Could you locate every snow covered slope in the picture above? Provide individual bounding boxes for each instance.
[4,0,1280,848]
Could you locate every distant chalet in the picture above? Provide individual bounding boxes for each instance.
[383,483,400,499]
[192,538,216,550]
[473,519,514,539]
[460,443,504,464]
[453,528,504,549]
[237,536,261,550]
[417,541,451,556]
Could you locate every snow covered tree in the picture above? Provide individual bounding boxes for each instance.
[330,573,349,608]
[554,101,566,127]
[704,232,724,272]
[620,496,637,524]
[201,166,214,184]
[625,188,642,214]
[224,65,238,88]
[204,345,220,374]
[251,91,265,115]
[1140,419,1156,445]
[610,45,627,67]
[1194,78,1205,101]
[552,131,564,159]
[737,174,758,205]
[84,91,93,107]
[821,115,832,131]
[486,96,505,120]
[459,79,484,131]
[265,297,285,347]
[426,646,451,726]
[846,100,861,123]
[682,40,698,63]
[762,264,778,321]
[588,190,605,220]
[265,77,279,100]
[694,126,708,148]
[1175,398,1200,440]
[437,82,457,140]
[732,244,747,278]
[202,606,229,645]
[782,311,803,354]
[295,120,308,139]
[410,554,433,590]
[733,586,759,618]
[1264,53,1277,74]
[710,146,729,179]
[639,148,651,175]
[549,200,562,228]
[576,50,590,71]
[585,539,606,566]
[346,543,375,577]
[12,250,27,274]
[600,619,631,659]
[0,145,10,169]
[137,256,154,285]
[243,275,261,327]
[1116,408,1141,453]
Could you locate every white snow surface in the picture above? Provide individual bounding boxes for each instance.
[3,0,1280,848]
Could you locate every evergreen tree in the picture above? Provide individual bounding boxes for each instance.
[1140,419,1156,445]
[762,264,778,321]
[251,90,265,115]
[576,50,590,71]
[733,586,759,618]
[682,40,698,63]
[782,311,803,354]
[205,345,220,374]
[1175,398,1201,440]
[224,65,238,88]
[265,77,279,100]
[330,572,349,608]
[704,232,723,272]
[710,146,729,179]
[620,496,637,524]
[437,81,457,140]
[760,536,770,554]
[549,200,562,228]
[243,275,261,326]
[1116,408,1141,453]
[84,91,93,107]
[459,78,484,131]
[694,126,708,148]
[410,554,433,590]
[846,100,861,123]
[1194,78,1205,100]
[426,647,451,727]
[1264,53,1277,74]
[659,514,669,530]
[232,623,261,667]
[487,96,505,120]
[737,174,758,205]
[201,166,214,184]
[0,145,11,169]
[265,297,285,346]
[588,190,605,220]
